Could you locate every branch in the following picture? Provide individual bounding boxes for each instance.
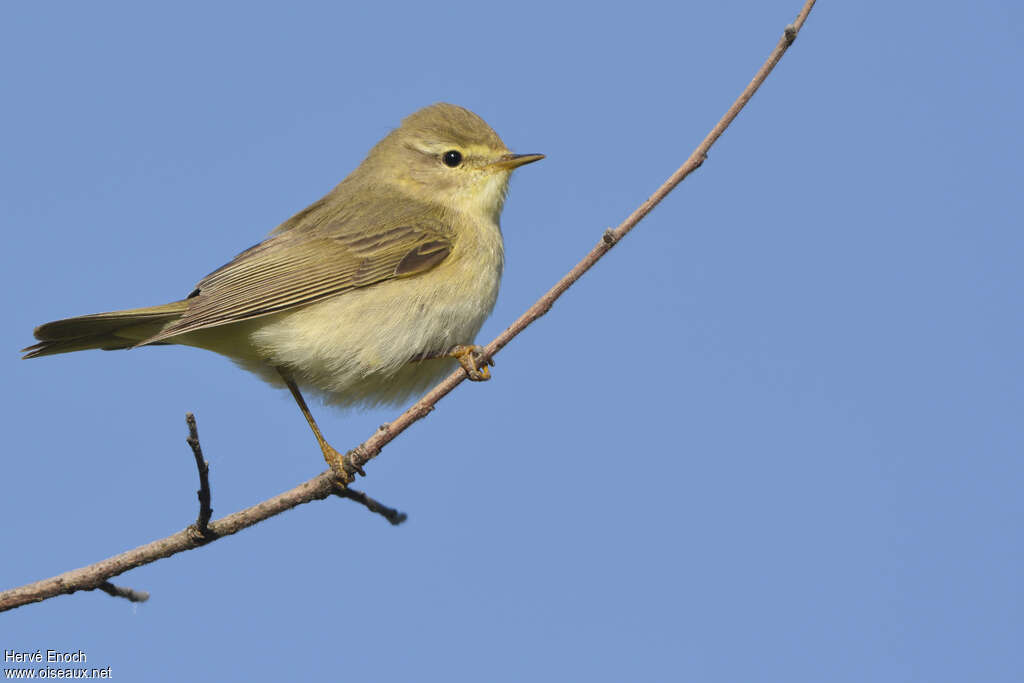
[1,471,342,612]
[341,0,816,478]
[0,0,816,613]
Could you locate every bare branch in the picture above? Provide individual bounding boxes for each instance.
[345,0,817,476]
[0,0,817,613]
[0,472,340,612]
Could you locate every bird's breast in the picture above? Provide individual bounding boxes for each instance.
[241,214,504,406]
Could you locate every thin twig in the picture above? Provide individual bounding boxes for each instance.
[335,488,408,526]
[0,0,816,613]
[185,413,215,539]
[93,581,150,604]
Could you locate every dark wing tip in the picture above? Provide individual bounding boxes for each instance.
[21,342,45,359]
[395,240,451,277]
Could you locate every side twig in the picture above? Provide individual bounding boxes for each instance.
[335,488,409,526]
[0,0,816,613]
[186,413,215,539]
[93,581,150,604]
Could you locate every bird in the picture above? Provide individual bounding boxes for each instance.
[23,103,544,483]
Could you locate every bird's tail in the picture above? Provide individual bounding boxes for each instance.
[22,301,190,359]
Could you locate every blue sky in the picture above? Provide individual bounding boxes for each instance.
[3,1,1022,681]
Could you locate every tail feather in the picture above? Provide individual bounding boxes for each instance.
[23,301,189,359]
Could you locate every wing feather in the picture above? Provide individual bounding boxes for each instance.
[142,193,453,344]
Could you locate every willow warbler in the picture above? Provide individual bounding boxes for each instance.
[23,103,543,481]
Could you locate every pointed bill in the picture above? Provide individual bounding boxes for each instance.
[490,153,545,170]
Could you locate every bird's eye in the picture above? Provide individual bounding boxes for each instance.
[442,150,463,167]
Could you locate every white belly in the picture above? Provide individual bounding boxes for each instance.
[217,220,505,408]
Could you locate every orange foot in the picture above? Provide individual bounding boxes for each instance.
[449,344,493,381]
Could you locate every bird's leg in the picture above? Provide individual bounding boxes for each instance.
[446,344,493,381]
[278,368,354,485]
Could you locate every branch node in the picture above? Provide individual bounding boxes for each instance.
[784,24,797,45]
[602,229,618,246]
[187,523,220,544]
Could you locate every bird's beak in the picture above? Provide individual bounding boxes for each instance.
[490,153,545,170]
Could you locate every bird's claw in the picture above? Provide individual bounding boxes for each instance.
[321,443,356,487]
[449,344,493,381]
